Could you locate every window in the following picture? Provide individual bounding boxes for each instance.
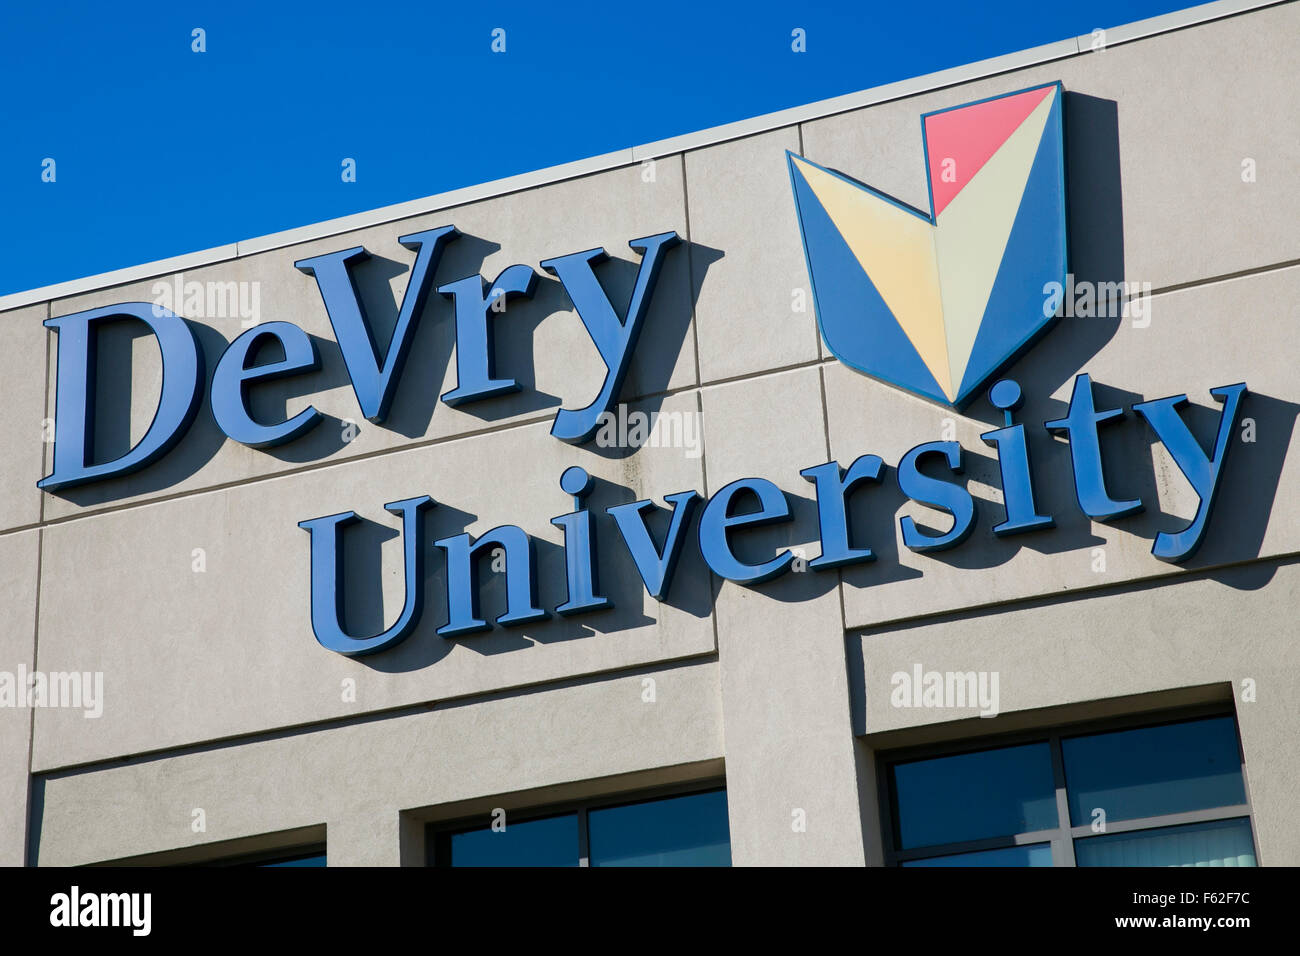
[257,851,327,867]
[881,710,1256,867]
[440,814,579,867]
[429,785,730,867]
[201,846,327,867]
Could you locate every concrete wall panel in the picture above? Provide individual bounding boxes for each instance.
[686,128,821,384]
[32,658,723,866]
[32,391,714,770]
[0,305,48,532]
[0,530,40,865]
[852,559,1300,863]
[702,367,867,865]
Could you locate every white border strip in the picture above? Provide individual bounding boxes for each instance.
[0,0,1286,314]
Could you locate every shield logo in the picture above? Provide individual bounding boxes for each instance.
[788,82,1068,408]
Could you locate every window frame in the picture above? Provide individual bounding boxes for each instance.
[426,779,729,867]
[876,703,1257,867]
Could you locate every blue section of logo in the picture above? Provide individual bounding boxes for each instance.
[956,89,1068,404]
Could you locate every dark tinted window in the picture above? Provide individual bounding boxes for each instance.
[589,790,730,866]
[1061,716,1245,825]
[902,843,1051,867]
[446,814,579,867]
[261,853,326,867]
[885,713,1254,867]
[434,787,730,867]
[891,742,1057,849]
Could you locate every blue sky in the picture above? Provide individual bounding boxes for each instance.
[1,0,1199,296]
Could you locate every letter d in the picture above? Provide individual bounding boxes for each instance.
[39,303,204,491]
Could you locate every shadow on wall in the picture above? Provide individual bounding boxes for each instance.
[44,237,722,507]
[342,377,1293,670]
[571,241,723,461]
[974,91,1130,411]
[346,473,721,675]
[828,378,1296,592]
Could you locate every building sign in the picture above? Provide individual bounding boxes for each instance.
[36,84,1248,657]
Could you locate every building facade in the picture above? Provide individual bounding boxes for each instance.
[2,0,1296,867]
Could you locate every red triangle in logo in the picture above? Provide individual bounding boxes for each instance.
[925,85,1053,218]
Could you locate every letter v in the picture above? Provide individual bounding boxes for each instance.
[296,226,459,422]
[607,491,700,600]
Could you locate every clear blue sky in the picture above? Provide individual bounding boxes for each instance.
[1,0,1199,297]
